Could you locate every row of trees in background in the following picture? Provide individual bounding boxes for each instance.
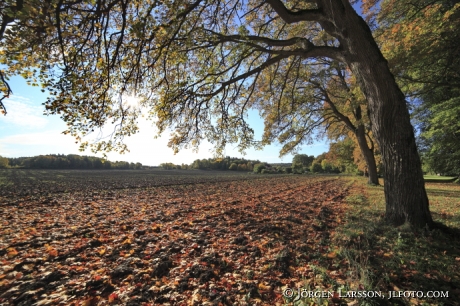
[160,157,262,172]
[0,156,8,169]
[1,154,142,170]
[286,150,382,175]
[158,152,381,176]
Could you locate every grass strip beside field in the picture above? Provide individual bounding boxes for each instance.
[331,178,460,306]
[424,175,458,183]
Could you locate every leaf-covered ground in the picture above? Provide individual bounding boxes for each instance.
[2,171,459,305]
[1,173,351,305]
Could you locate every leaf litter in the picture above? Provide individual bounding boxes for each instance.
[1,174,351,305]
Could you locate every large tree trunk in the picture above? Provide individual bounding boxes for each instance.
[355,124,379,185]
[326,1,433,228]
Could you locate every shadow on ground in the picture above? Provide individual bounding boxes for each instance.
[334,190,460,306]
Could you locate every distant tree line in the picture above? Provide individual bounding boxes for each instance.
[3,154,142,170]
[157,152,385,176]
[0,156,8,169]
[158,154,345,175]
[159,157,262,172]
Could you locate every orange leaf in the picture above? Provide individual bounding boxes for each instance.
[108,293,118,303]
[45,244,58,257]
[258,283,271,291]
[7,248,18,258]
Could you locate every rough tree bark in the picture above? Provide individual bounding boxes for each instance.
[333,1,433,227]
[355,124,379,185]
[271,0,434,227]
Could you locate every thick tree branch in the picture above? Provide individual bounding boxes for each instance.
[265,0,324,23]
[205,29,311,47]
[206,31,345,62]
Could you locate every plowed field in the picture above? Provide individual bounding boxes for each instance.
[1,171,351,305]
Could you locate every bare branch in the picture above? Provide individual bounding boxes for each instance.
[203,54,290,97]
[309,79,356,131]
[206,30,345,61]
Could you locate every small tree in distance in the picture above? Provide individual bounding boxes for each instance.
[253,164,266,174]
[310,162,323,174]
[292,154,315,169]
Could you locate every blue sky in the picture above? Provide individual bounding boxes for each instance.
[0,76,328,166]
[0,1,369,166]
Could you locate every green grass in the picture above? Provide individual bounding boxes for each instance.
[424,175,457,182]
[331,177,460,306]
[426,183,460,228]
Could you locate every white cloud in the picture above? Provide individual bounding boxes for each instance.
[2,95,48,128]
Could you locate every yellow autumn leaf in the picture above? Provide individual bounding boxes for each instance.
[7,247,18,258]
[258,283,271,291]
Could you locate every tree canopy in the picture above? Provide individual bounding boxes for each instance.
[1,0,438,227]
[2,0,359,154]
[419,97,460,176]
[367,0,460,177]
[369,0,460,97]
